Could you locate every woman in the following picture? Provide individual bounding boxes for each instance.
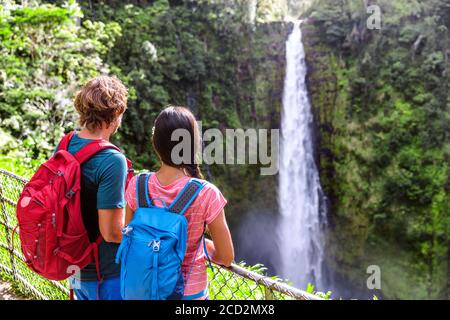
[124,106,234,300]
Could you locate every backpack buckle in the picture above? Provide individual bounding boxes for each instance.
[122,226,133,235]
[65,189,75,198]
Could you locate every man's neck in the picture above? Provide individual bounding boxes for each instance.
[77,127,111,141]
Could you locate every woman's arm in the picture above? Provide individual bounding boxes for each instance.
[125,204,135,226]
[205,210,234,267]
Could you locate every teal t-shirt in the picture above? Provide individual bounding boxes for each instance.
[58,133,127,281]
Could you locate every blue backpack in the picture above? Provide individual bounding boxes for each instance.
[115,172,213,300]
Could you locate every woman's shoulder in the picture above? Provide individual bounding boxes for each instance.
[194,179,221,194]
[194,179,226,206]
[192,179,227,223]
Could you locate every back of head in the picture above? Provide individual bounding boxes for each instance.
[74,75,128,132]
[152,106,204,179]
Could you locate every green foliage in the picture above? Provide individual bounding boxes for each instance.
[0,0,120,159]
[81,0,254,171]
[306,282,332,299]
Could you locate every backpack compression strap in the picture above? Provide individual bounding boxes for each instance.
[168,178,214,296]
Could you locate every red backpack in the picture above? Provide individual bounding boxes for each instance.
[15,131,133,284]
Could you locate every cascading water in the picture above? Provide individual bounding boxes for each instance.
[278,20,327,291]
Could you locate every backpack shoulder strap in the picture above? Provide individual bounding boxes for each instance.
[168,178,206,215]
[73,139,122,165]
[57,131,76,151]
[136,173,153,208]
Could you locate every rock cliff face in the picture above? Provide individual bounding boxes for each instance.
[224,21,289,233]
[300,0,450,298]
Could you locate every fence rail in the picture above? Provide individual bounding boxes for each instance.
[0,168,321,300]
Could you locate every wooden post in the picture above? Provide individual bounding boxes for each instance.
[264,286,275,300]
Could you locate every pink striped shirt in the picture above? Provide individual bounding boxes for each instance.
[124,174,227,299]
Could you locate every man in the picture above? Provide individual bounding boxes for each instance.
[64,76,128,300]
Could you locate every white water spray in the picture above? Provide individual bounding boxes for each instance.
[278,21,327,290]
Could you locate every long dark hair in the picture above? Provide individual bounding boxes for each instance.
[152,106,204,179]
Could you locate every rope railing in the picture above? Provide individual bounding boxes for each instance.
[0,168,321,300]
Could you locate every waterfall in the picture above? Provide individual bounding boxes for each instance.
[278,20,327,291]
[247,0,257,24]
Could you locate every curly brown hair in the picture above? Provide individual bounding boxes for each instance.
[74,75,128,131]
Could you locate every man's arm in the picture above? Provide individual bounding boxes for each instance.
[97,152,127,243]
[99,208,124,243]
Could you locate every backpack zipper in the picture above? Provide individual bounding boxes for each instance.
[148,240,161,252]
[33,199,45,207]
[35,222,46,270]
